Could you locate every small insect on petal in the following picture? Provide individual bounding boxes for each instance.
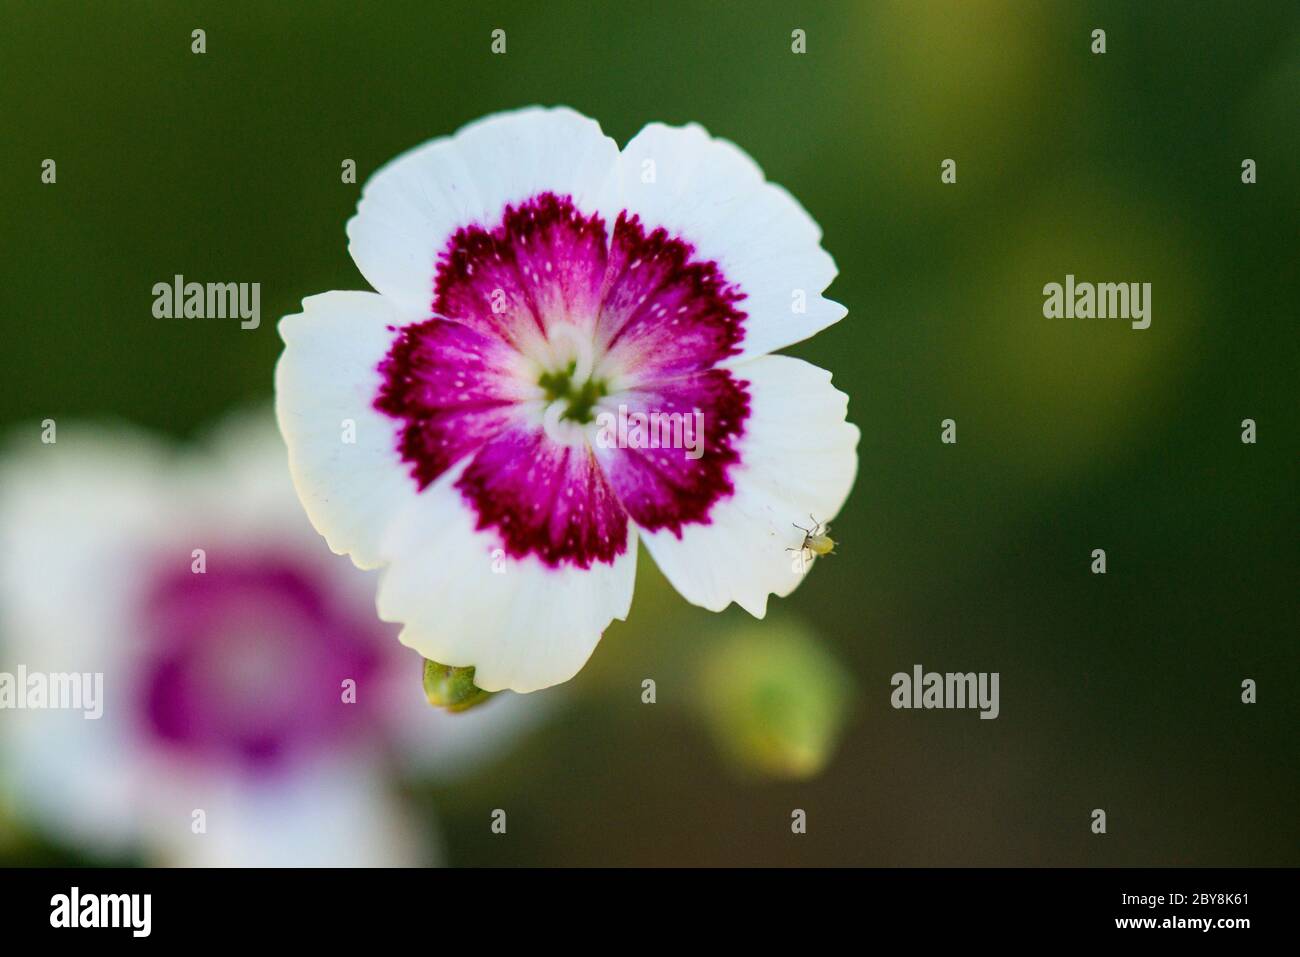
[806,531,836,557]
[787,515,837,572]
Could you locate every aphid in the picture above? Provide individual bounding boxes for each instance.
[787,514,836,573]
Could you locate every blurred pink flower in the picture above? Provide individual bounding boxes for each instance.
[0,410,547,866]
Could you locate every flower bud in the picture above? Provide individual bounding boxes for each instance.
[696,617,851,779]
[422,659,494,713]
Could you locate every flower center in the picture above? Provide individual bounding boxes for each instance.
[375,191,753,568]
[135,550,390,774]
[538,360,607,424]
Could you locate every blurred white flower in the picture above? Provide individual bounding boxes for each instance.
[0,411,548,866]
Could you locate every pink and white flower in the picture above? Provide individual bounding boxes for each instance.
[276,107,860,694]
[0,413,540,866]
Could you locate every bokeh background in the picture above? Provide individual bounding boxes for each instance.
[1,0,1296,865]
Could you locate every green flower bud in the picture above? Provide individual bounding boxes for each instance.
[696,617,852,779]
[422,659,495,713]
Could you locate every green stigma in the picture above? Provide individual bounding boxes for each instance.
[538,360,606,424]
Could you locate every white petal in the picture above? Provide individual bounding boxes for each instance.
[347,106,621,317]
[0,427,175,668]
[3,706,142,857]
[374,461,637,694]
[0,429,175,853]
[639,356,859,617]
[144,759,436,867]
[180,405,311,540]
[599,122,846,360]
[275,290,419,569]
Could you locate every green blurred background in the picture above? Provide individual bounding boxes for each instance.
[2,0,1296,865]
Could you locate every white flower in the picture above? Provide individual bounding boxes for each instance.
[276,106,860,694]
[0,412,541,866]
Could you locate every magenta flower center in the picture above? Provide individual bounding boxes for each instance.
[375,193,753,570]
[135,550,390,774]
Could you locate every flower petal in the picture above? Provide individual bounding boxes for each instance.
[375,460,637,693]
[347,106,621,319]
[594,369,748,534]
[145,760,434,867]
[456,423,631,569]
[638,356,859,617]
[375,316,534,490]
[0,427,174,671]
[594,211,746,382]
[598,122,846,361]
[275,291,421,568]
[434,191,611,352]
